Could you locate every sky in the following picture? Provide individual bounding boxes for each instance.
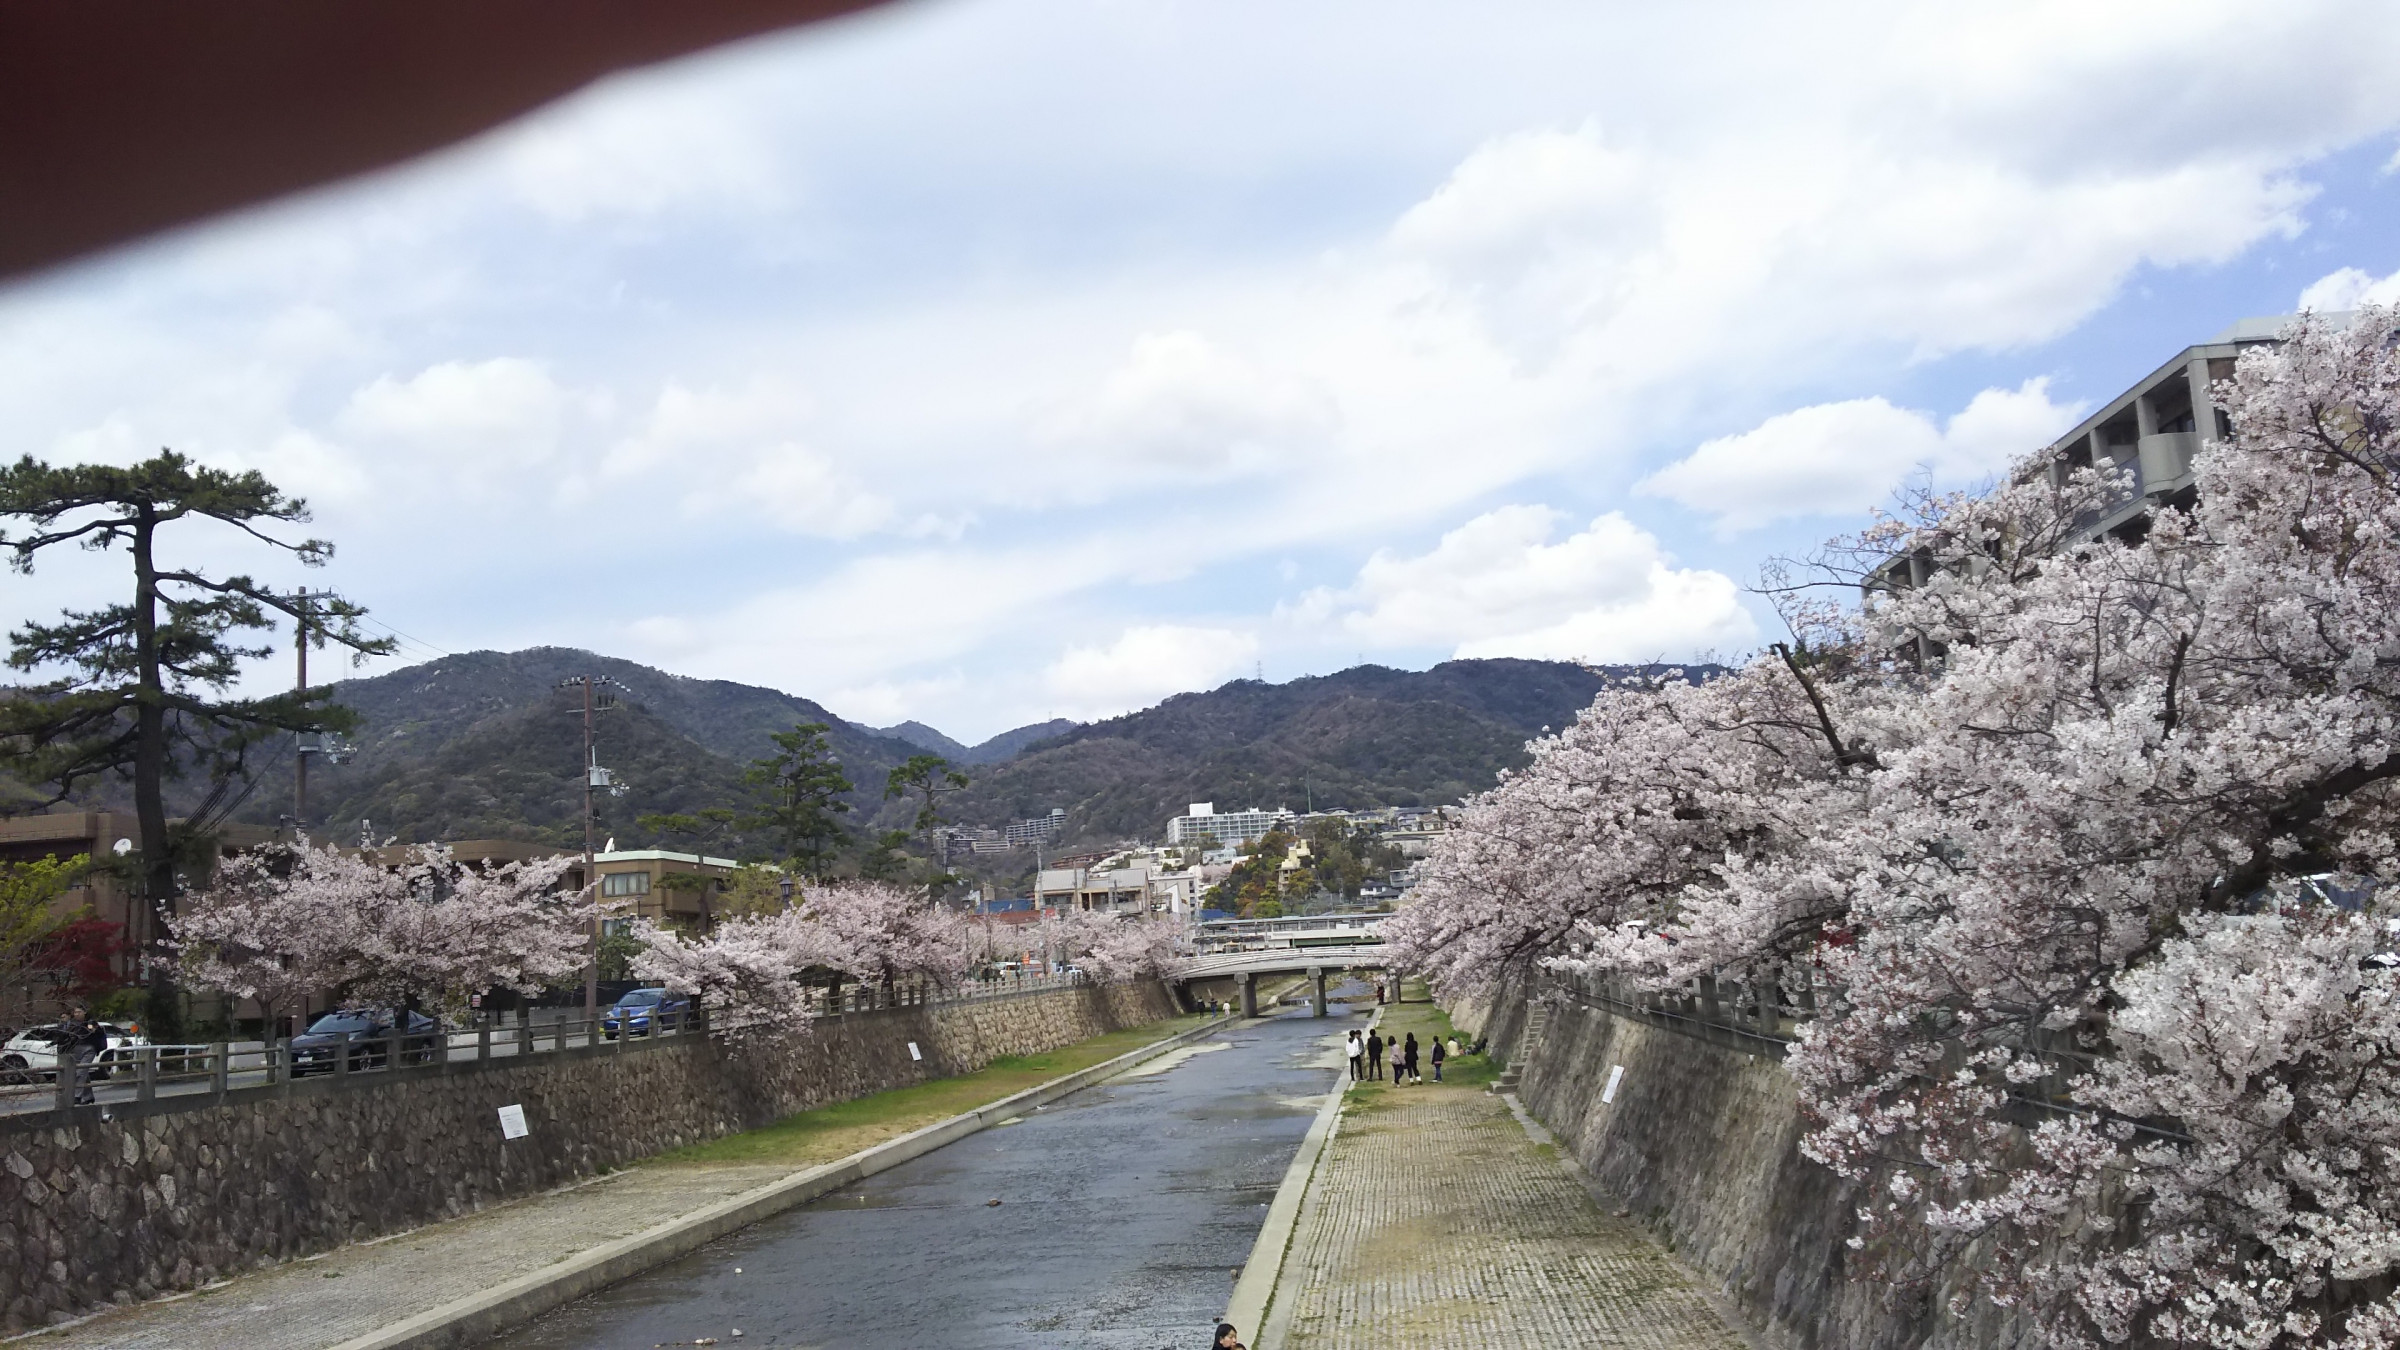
[5,0,2400,743]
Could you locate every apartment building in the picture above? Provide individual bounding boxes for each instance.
[589,849,746,928]
[1005,809,1067,848]
[1871,315,2306,646]
[1165,802,1294,847]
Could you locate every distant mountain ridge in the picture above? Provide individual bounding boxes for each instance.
[169,648,1702,860]
[947,660,1723,844]
[870,718,1077,765]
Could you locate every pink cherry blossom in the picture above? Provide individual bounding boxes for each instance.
[1395,306,2400,1347]
[171,837,584,1016]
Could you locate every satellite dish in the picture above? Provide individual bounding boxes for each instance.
[112,838,133,856]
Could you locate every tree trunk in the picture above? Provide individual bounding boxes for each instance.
[131,508,182,1040]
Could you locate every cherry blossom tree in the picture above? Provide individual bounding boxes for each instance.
[626,910,828,1031]
[1396,306,2400,1348]
[799,880,974,990]
[627,879,975,1032]
[1036,909,1191,983]
[171,838,583,1022]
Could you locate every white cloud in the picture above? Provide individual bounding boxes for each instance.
[1034,330,1338,484]
[1637,379,2085,534]
[337,358,577,471]
[6,0,2400,733]
[1298,506,1757,662]
[2298,265,2400,312]
[1044,625,1261,721]
[604,380,893,538]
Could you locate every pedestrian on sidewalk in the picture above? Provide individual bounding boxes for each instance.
[1402,1032,1421,1083]
[1430,1034,1446,1082]
[1346,1029,1363,1080]
[58,1003,104,1106]
[1366,1030,1384,1080]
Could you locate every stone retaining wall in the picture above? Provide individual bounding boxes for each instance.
[1460,983,2026,1350]
[0,980,1177,1331]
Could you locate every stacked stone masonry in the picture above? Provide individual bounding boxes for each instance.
[1461,983,2027,1350]
[0,981,1176,1331]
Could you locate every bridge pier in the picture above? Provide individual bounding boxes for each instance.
[1309,965,1327,1018]
[1237,972,1257,1019]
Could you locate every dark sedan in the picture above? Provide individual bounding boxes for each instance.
[601,988,693,1039]
[289,1009,443,1076]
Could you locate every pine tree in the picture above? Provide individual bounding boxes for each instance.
[742,722,853,879]
[0,451,392,1030]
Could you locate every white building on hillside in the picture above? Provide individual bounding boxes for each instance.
[1166,802,1294,847]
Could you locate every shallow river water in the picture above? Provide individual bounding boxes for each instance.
[498,999,1362,1350]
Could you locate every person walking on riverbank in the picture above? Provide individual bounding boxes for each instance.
[1430,1034,1446,1082]
[1346,1029,1363,1081]
[1213,1321,1246,1350]
[1402,1033,1421,1084]
[1365,1031,1384,1080]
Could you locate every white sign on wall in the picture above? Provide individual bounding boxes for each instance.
[497,1104,530,1139]
[1601,1065,1626,1104]
[907,1042,923,1062]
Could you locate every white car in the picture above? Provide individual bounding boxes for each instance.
[0,1022,149,1084]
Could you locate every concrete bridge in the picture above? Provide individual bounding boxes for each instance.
[1181,914,1393,1018]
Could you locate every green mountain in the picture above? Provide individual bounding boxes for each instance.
[949,660,1712,844]
[30,648,1686,860]
[238,647,935,849]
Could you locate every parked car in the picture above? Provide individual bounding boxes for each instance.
[289,1009,443,1077]
[0,1021,148,1084]
[601,988,693,1039]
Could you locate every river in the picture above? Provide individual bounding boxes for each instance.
[498,996,1363,1350]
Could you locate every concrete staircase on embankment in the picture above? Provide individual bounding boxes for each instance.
[1493,1001,1550,1092]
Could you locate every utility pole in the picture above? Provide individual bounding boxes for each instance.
[559,676,623,1020]
[293,588,319,828]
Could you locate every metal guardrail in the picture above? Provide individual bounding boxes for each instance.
[0,969,1096,1123]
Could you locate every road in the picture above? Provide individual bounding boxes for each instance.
[498,999,1361,1350]
[0,980,1088,1116]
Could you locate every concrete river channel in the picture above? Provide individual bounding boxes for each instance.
[499,1001,1357,1350]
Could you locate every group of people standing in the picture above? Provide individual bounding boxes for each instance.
[1346,1027,1451,1083]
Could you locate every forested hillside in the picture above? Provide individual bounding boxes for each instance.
[18,648,1698,859]
[948,660,1720,844]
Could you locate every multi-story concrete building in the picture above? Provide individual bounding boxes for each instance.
[1166,802,1294,847]
[1870,315,2308,655]
[1004,809,1067,848]
[2030,316,2291,547]
[588,849,746,928]
[1032,865,1157,914]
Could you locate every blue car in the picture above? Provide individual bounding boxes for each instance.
[601,988,693,1039]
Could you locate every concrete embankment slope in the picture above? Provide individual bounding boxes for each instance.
[1458,985,2028,1350]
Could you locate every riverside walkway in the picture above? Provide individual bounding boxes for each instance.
[21,1163,799,1350]
[1263,1041,1751,1349]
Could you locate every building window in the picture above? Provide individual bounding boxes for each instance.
[601,872,651,897]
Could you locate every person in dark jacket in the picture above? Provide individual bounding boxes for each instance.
[1430,1033,1447,1082]
[1365,1030,1384,1080]
[57,1004,106,1106]
[1402,1032,1421,1083]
